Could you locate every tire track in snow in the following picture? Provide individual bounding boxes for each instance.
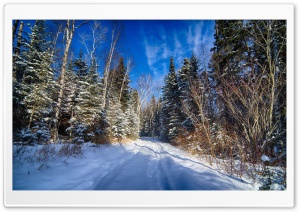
[66,142,142,190]
[136,139,173,190]
[91,141,143,189]
[145,139,163,189]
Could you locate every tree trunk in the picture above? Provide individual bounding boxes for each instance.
[52,20,75,142]
[102,26,119,110]
[13,20,20,41]
[15,21,23,56]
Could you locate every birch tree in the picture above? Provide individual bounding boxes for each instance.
[52,20,88,142]
[102,22,122,110]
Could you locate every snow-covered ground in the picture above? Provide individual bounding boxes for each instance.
[13,137,254,190]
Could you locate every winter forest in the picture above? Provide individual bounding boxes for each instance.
[13,20,286,190]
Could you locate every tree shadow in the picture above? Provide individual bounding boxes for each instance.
[94,144,248,190]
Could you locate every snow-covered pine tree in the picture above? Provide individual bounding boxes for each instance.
[124,90,140,140]
[13,21,28,135]
[148,95,156,138]
[159,57,180,142]
[112,109,127,142]
[18,20,55,144]
[70,53,106,143]
[61,67,78,139]
[107,98,127,142]
[178,58,192,131]
[114,58,130,111]
[153,97,162,138]
[86,59,108,143]
[159,59,173,141]
[178,55,200,132]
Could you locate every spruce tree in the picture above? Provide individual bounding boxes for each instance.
[153,97,162,138]
[18,20,55,144]
[124,90,140,140]
[70,53,106,143]
[113,58,130,111]
[13,21,28,135]
[210,20,247,130]
[160,57,180,142]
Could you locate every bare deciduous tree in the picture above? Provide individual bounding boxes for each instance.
[118,57,134,104]
[79,21,107,65]
[137,74,153,116]
[102,22,122,110]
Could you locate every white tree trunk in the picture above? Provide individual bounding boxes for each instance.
[52,20,75,142]
[102,25,120,110]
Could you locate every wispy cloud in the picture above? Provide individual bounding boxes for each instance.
[142,24,171,91]
[144,39,159,69]
[141,20,215,95]
[187,22,203,53]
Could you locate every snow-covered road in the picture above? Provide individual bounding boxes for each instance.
[13,137,253,190]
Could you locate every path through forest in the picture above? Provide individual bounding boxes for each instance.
[13,138,252,190]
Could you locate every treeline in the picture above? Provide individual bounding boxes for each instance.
[141,20,286,169]
[13,20,140,144]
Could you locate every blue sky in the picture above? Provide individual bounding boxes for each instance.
[71,20,215,94]
[122,20,215,93]
[16,20,215,96]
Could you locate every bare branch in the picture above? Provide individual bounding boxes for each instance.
[75,20,89,29]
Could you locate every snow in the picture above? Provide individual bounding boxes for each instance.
[13,137,253,190]
[261,154,270,162]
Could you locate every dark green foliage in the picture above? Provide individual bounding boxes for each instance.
[159,57,181,142]
[13,21,55,143]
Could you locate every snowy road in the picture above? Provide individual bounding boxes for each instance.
[13,137,253,190]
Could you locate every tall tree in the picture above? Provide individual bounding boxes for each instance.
[102,22,122,110]
[210,20,248,130]
[52,20,88,142]
[124,90,140,140]
[17,21,55,144]
[160,57,180,142]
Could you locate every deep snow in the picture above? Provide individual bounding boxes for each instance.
[13,137,253,190]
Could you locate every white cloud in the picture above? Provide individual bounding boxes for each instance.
[144,39,159,69]
[186,22,203,53]
[174,33,181,50]
[142,24,172,92]
[143,24,170,68]
[141,21,215,96]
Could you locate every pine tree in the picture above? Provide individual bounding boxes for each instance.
[62,68,78,138]
[178,58,192,130]
[69,53,106,143]
[52,20,88,142]
[111,58,130,111]
[17,20,55,144]
[160,57,180,142]
[210,20,247,130]
[107,98,127,141]
[153,97,162,138]
[124,90,140,140]
[177,56,202,133]
[13,21,28,135]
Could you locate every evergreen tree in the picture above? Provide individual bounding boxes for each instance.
[69,53,106,143]
[189,53,199,80]
[160,57,180,142]
[112,58,130,111]
[124,90,140,140]
[17,20,55,144]
[13,21,28,135]
[153,97,162,138]
[107,97,126,141]
[210,20,247,130]
[178,58,192,130]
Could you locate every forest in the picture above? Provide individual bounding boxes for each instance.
[12,20,286,190]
